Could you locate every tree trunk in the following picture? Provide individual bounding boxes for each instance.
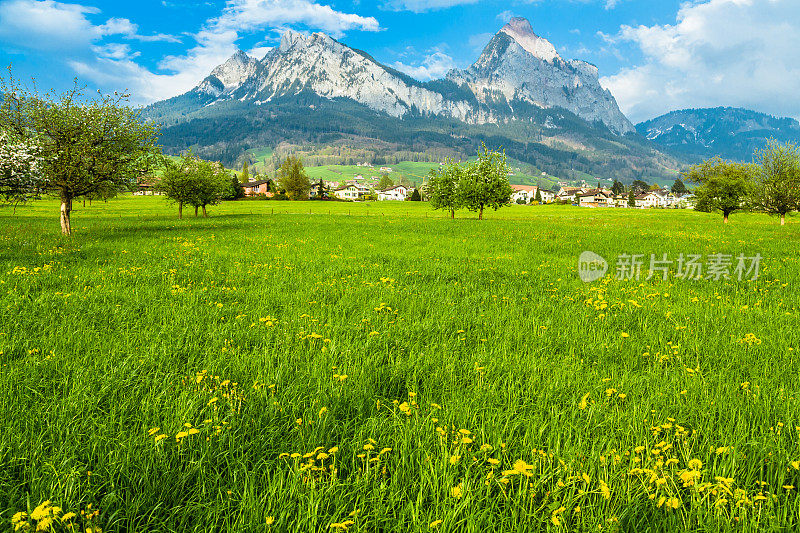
[178,202,183,219]
[781,213,786,226]
[723,212,729,224]
[82,199,86,207]
[450,209,454,219]
[479,205,484,220]
[194,206,199,217]
[60,196,72,235]
[202,205,207,217]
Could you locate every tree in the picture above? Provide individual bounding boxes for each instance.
[0,130,42,204]
[631,179,650,195]
[683,157,754,224]
[425,159,462,218]
[224,175,245,200]
[240,161,250,183]
[188,158,230,216]
[276,156,310,200]
[611,180,625,195]
[456,144,514,220]
[408,188,422,201]
[750,141,800,225]
[0,74,160,234]
[671,178,688,194]
[628,190,636,207]
[378,173,393,190]
[534,188,543,204]
[157,153,229,218]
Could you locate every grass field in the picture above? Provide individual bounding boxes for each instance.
[1,197,799,532]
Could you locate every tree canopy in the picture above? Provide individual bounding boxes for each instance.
[683,157,753,223]
[425,159,463,218]
[157,153,231,218]
[276,156,311,200]
[457,145,514,220]
[750,140,800,225]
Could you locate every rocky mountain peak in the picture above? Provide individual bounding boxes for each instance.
[499,17,560,63]
[279,29,307,52]
[208,50,260,93]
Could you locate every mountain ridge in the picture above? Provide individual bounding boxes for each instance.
[637,107,800,161]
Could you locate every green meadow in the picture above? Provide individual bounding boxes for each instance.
[1,197,799,532]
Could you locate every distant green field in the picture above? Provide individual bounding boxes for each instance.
[2,197,799,532]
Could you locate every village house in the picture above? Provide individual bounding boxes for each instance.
[242,179,274,197]
[377,185,409,201]
[510,184,538,204]
[334,183,370,200]
[557,186,586,203]
[633,192,663,208]
[538,189,556,203]
[576,189,613,207]
[134,177,160,196]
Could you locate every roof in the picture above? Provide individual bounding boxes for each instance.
[511,184,537,192]
[379,185,408,192]
[242,179,271,187]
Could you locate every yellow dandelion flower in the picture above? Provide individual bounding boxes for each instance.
[265,517,275,525]
[578,392,590,410]
[429,520,443,529]
[31,502,51,521]
[688,459,703,470]
[599,480,611,500]
[458,429,471,435]
[449,455,461,465]
[487,458,500,465]
[450,484,463,498]
[621,332,630,338]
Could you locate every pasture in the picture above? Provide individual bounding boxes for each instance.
[1,197,799,532]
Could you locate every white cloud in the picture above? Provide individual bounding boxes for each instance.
[468,32,493,52]
[496,10,517,23]
[383,0,480,13]
[392,51,456,81]
[601,0,800,123]
[0,0,180,50]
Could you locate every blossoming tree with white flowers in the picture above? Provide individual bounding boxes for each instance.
[0,130,42,203]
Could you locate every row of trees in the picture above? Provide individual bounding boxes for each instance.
[686,141,800,225]
[426,145,514,220]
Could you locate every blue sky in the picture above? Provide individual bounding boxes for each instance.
[1,0,799,123]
